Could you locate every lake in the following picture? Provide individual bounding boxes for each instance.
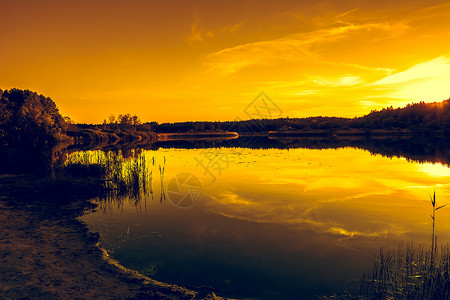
[79,140,450,299]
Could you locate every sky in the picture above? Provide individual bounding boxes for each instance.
[1,0,450,123]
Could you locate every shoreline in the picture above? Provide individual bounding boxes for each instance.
[0,174,225,299]
[65,128,449,152]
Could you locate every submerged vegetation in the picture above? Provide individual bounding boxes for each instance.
[360,243,450,300]
[54,150,160,204]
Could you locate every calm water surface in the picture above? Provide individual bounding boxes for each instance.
[80,146,450,299]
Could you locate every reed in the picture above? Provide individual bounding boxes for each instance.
[360,242,450,299]
[360,193,450,300]
[159,155,166,202]
[55,150,154,203]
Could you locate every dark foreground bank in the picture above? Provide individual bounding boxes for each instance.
[0,174,225,299]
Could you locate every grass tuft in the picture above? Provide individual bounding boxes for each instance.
[53,150,155,205]
[361,192,450,300]
[360,242,450,299]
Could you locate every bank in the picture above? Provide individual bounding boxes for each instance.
[0,174,226,299]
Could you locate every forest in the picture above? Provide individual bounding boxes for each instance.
[148,100,450,135]
[1,88,450,150]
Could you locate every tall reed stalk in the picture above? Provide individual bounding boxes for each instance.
[55,150,155,204]
[430,191,447,258]
[360,192,449,299]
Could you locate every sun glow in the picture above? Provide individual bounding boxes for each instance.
[1,1,450,122]
[418,163,450,177]
[373,57,450,102]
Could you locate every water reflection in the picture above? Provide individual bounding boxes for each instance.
[1,135,449,174]
[151,135,450,167]
[52,149,170,216]
[77,143,450,299]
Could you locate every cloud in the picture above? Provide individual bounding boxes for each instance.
[318,60,394,73]
[328,226,388,238]
[373,56,450,85]
[187,10,209,42]
[372,56,450,102]
[188,20,204,42]
[292,90,319,96]
[310,75,363,87]
[187,12,242,43]
[204,22,408,75]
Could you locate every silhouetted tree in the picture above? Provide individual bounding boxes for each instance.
[0,88,68,147]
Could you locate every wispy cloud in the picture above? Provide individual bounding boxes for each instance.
[373,56,450,85]
[204,22,408,74]
[328,226,389,238]
[187,11,242,43]
[318,60,394,73]
[310,75,363,87]
[188,17,204,42]
[372,56,450,102]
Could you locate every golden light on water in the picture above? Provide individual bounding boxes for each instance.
[418,162,450,177]
[1,1,450,123]
[78,146,450,297]
[127,147,450,243]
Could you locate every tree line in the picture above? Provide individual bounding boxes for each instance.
[1,88,450,149]
[149,99,450,134]
[0,88,68,147]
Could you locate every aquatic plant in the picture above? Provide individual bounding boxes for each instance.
[360,243,450,299]
[430,191,448,256]
[54,150,155,204]
[360,193,450,300]
[159,155,166,202]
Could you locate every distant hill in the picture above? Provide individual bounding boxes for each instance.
[354,100,450,131]
[151,98,450,135]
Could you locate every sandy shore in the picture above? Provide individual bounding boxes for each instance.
[0,175,225,299]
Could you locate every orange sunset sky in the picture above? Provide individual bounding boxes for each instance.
[1,0,450,123]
